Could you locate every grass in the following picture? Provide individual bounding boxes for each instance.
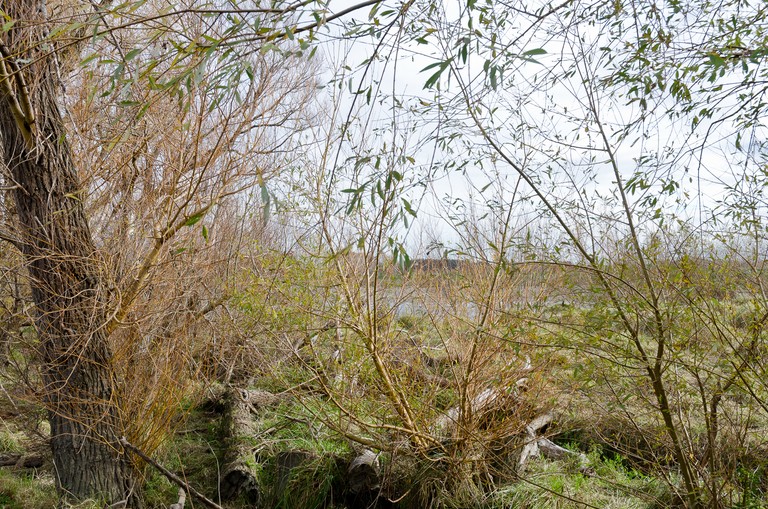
[0,423,24,454]
[0,470,57,509]
[141,402,227,507]
[483,451,672,509]
[3,282,768,508]
[268,452,344,509]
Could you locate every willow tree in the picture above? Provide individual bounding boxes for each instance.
[0,0,384,504]
[0,1,136,502]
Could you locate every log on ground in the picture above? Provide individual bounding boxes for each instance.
[219,388,265,503]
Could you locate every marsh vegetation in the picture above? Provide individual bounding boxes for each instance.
[1,0,767,507]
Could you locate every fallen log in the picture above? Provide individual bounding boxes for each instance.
[518,413,553,469]
[432,386,520,436]
[517,413,589,471]
[205,384,286,410]
[538,438,572,460]
[433,388,495,435]
[203,385,289,502]
[0,453,43,468]
[220,388,262,503]
[347,449,380,495]
[0,454,21,467]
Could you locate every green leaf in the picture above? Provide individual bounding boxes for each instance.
[260,183,271,222]
[707,52,725,68]
[402,198,417,217]
[125,47,142,61]
[522,48,547,56]
[80,52,101,67]
[184,211,206,226]
[201,225,209,242]
[126,0,148,14]
[520,47,546,64]
[421,60,449,72]
[421,59,452,89]
[193,59,208,85]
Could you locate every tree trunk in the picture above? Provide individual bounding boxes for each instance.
[0,2,136,505]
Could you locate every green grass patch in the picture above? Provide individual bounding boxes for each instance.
[484,451,672,509]
[0,470,57,509]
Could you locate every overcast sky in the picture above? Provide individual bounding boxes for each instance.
[286,0,767,259]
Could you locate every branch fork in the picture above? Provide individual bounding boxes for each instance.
[0,42,37,150]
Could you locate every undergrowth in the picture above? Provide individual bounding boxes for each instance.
[483,451,672,509]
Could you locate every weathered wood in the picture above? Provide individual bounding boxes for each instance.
[205,385,289,502]
[517,413,589,471]
[433,387,512,435]
[538,438,571,459]
[347,449,380,495]
[538,438,590,469]
[219,388,262,503]
[518,424,540,470]
[15,454,42,468]
[205,384,286,409]
[528,413,553,433]
[168,488,186,509]
[0,454,21,467]
[0,453,43,468]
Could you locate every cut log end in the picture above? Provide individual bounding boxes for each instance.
[348,449,380,494]
[221,465,260,503]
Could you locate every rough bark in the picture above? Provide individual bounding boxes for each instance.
[219,388,264,503]
[0,2,136,505]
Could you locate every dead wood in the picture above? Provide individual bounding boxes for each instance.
[517,413,589,471]
[432,387,515,435]
[0,453,43,468]
[219,387,262,503]
[205,384,287,410]
[348,449,381,495]
[538,438,572,459]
